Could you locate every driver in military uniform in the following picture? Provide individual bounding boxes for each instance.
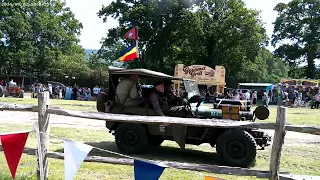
[162,80,191,117]
[164,80,178,107]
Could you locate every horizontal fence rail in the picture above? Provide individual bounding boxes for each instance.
[0,91,320,180]
[1,103,319,135]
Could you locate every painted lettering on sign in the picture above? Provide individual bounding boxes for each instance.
[183,66,206,78]
[302,81,317,86]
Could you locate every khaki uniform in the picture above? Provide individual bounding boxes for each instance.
[115,79,140,106]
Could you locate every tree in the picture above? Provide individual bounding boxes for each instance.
[272,0,320,79]
[0,0,83,81]
[194,0,268,86]
[241,48,289,84]
[98,0,268,87]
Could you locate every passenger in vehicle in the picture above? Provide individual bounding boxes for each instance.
[164,80,177,107]
[115,74,142,106]
[149,81,169,116]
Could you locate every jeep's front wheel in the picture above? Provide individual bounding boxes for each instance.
[115,123,149,154]
[216,129,257,167]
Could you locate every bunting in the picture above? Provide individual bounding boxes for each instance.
[0,128,226,180]
[0,131,29,179]
[134,159,166,180]
[64,140,93,180]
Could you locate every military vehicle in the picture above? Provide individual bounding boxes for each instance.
[98,66,271,167]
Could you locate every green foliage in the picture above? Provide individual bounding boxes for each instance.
[241,48,289,84]
[272,0,320,79]
[0,0,82,78]
[0,0,291,87]
[98,0,272,87]
[0,0,109,86]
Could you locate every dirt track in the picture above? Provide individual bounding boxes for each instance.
[0,110,319,145]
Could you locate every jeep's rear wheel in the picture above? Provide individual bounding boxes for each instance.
[216,129,257,167]
[115,123,149,154]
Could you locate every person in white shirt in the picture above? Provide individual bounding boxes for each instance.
[252,91,257,105]
[263,92,269,107]
[8,79,16,87]
[245,91,251,101]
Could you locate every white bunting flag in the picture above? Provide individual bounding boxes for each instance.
[64,140,93,180]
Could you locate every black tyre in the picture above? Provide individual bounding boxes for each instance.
[209,139,217,147]
[149,136,164,146]
[216,129,257,167]
[115,123,150,154]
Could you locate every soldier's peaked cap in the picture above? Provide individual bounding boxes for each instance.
[153,81,164,87]
[164,79,173,85]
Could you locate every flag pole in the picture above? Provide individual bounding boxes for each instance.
[135,26,140,68]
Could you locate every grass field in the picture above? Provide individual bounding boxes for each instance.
[1,97,320,126]
[0,97,319,179]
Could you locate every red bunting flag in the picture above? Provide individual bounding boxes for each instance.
[0,132,29,179]
[123,27,138,40]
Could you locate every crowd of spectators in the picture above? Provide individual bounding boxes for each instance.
[223,88,320,109]
[32,84,104,101]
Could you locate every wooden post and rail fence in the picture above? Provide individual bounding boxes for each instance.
[0,92,319,180]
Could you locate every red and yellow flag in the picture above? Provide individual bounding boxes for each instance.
[118,42,138,62]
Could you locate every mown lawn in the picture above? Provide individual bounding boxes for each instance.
[0,97,319,179]
[0,123,319,180]
[1,97,320,126]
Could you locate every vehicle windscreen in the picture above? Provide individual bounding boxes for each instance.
[183,80,200,99]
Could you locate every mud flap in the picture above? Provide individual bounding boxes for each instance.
[172,125,187,149]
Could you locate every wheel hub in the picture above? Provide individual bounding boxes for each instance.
[227,141,246,158]
[123,130,139,146]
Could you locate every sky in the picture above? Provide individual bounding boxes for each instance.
[64,0,291,51]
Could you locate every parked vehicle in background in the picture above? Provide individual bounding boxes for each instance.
[0,80,24,98]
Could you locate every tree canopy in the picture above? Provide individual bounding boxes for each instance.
[272,0,320,79]
[0,0,109,86]
[0,0,292,88]
[97,0,283,87]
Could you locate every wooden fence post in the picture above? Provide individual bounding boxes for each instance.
[269,106,287,180]
[37,92,50,180]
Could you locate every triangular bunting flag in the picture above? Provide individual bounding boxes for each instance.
[204,176,226,180]
[134,159,166,180]
[64,140,93,180]
[0,132,29,179]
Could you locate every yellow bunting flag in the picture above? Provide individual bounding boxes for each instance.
[204,176,226,180]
